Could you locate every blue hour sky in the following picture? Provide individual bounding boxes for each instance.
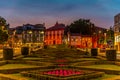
[0,0,120,28]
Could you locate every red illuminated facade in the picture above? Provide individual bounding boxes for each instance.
[45,22,66,45]
[67,26,107,49]
[68,33,92,48]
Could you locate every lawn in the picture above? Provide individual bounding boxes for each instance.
[11,73,34,80]
[80,64,120,70]
[72,58,99,61]
[0,64,39,69]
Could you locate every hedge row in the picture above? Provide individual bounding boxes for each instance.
[7,60,52,66]
[72,60,115,66]
[22,58,53,62]
[75,67,120,75]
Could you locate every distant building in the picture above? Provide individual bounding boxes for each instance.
[45,22,66,45]
[93,26,107,48]
[8,24,45,48]
[114,13,120,32]
[68,33,92,48]
[22,24,45,47]
[114,13,120,51]
[67,26,107,49]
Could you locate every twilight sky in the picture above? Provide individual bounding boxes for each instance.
[0,0,120,28]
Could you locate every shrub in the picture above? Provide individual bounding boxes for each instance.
[21,47,29,55]
[106,49,116,61]
[44,45,47,49]
[91,48,98,57]
[3,48,13,60]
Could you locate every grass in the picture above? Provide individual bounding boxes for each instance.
[22,57,45,60]
[0,64,39,69]
[74,58,99,61]
[11,73,34,80]
[91,74,118,80]
[80,64,120,70]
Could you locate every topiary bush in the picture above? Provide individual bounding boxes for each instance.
[44,45,47,49]
[3,48,13,60]
[91,48,98,57]
[106,49,116,61]
[21,47,29,56]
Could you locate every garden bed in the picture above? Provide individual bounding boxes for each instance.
[21,68,104,80]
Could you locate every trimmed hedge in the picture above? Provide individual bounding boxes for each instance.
[106,49,116,61]
[3,48,13,60]
[75,66,120,75]
[21,47,29,55]
[91,48,98,57]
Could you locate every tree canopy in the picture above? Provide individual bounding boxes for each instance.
[64,19,95,35]
[0,16,9,44]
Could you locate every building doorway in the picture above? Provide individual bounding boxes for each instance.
[53,40,56,45]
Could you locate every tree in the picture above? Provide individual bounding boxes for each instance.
[0,30,8,44]
[0,16,9,44]
[106,27,114,48]
[64,19,95,35]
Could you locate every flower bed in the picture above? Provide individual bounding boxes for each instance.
[21,69,104,80]
[43,69,84,77]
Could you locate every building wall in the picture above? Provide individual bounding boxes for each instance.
[22,30,44,47]
[114,13,120,51]
[45,29,64,45]
[114,13,120,32]
[69,35,92,48]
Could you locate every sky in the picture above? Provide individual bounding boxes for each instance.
[0,0,120,28]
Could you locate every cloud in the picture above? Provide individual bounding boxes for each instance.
[0,0,120,28]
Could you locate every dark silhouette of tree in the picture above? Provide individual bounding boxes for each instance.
[106,27,114,47]
[0,16,9,44]
[0,30,8,44]
[64,19,95,35]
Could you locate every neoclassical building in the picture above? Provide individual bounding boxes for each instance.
[22,24,45,47]
[45,22,65,45]
[9,24,45,48]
